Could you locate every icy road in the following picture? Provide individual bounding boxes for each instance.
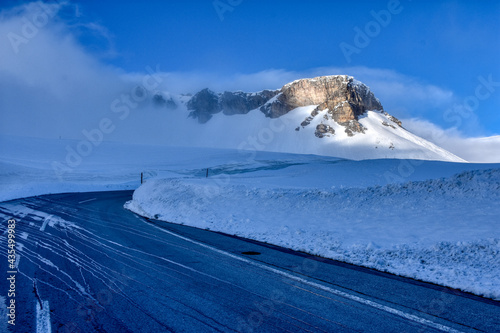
[0,191,498,332]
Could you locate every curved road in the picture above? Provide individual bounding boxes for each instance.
[0,191,498,332]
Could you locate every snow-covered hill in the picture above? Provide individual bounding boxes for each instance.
[164,75,466,162]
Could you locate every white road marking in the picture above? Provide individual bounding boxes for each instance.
[78,198,96,204]
[40,215,52,232]
[36,300,52,333]
[145,221,464,333]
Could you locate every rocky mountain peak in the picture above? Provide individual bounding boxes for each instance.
[186,75,389,135]
[186,88,220,123]
[261,75,384,135]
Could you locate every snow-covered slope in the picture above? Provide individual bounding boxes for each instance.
[236,106,467,162]
[144,101,467,163]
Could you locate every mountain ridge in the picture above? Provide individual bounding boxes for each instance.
[187,75,386,133]
[155,75,467,162]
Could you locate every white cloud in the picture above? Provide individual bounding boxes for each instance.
[0,2,139,139]
[402,118,500,163]
[136,69,301,95]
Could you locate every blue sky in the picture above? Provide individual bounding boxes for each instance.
[1,0,499,138]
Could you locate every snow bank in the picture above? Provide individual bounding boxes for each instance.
[126,168,500,300]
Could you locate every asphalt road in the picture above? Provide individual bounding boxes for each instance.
[0,191,498,332]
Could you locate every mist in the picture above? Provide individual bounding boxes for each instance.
[402,118,500,163]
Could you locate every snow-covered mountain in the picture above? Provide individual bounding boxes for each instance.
[156,75,466,162]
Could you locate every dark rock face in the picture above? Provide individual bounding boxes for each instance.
[187,89,279,123]
[187,88,221,123]
[389,115,403,128]
[260,97,290,118]
[382,121,396,129]
[220,90,279,116]
[341,120,367,137]
[315,124,335,138]
[153,93,177,109]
